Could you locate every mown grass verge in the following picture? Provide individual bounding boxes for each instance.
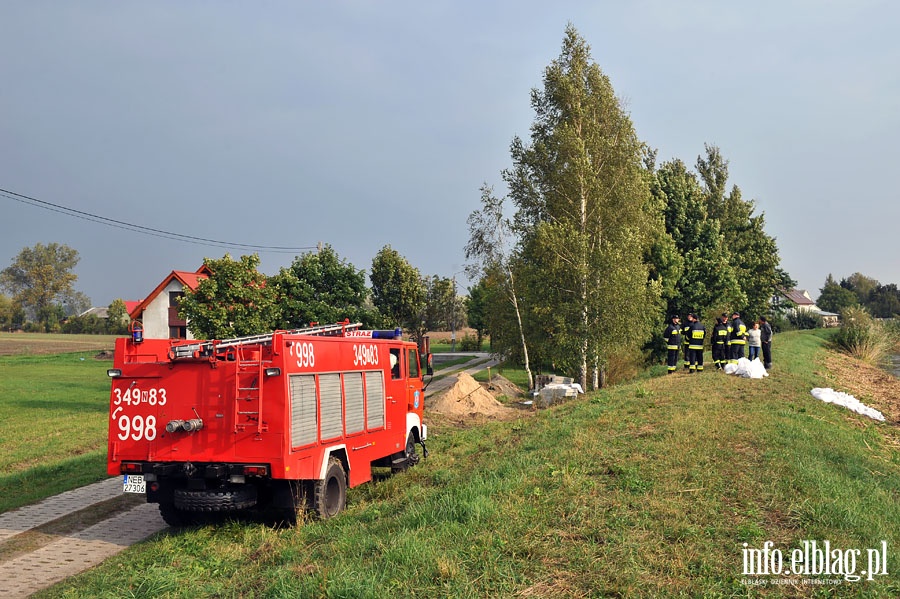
[30,332,900,597]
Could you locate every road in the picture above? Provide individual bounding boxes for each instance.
[425,352,499,396]
[0,352,495,597]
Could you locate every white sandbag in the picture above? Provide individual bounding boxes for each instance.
[746,358,768,379]
[810,387,885,422]
[729,357,768,378]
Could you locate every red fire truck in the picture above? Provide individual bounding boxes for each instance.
[107,322,431,525]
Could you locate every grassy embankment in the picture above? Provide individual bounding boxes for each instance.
[28,330,900,598]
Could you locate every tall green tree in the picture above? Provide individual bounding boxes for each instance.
[465,278,490,348]
[369,245,426,344]
[0,293,26,330]
[271,244,375,329]
[64,291,92,317]
[504,25,660,389]
[655,158,743,319]
[840,272,879,306]
[696,145,781,319]
[178,254,279,339]
[868,283,900,318]
[775,267,797,291]
[643,149,684,319]
[107,298,130,335]
[0,242,80,331]
[817,274,857,313]
[423,275,466,334]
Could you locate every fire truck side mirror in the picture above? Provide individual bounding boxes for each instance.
[424,353,433,376]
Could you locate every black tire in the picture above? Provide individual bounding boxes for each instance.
[159,501,208,527]
[174,486,258,512]
[391,433,419,474]
[313,457,346,519]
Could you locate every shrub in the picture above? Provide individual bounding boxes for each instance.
[458,334,481,352]
[832,306,893,365]
[787,310,822,330]
[768,314,791,333]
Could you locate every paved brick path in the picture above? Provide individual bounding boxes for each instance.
[0,478,166,598]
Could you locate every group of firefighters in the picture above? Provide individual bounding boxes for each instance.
[663,312,773,374]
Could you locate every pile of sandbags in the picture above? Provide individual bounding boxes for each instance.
[723,357,769,379]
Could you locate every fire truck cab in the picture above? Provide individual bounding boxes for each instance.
[107,322,431,525]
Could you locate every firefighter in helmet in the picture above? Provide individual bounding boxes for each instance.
[711,316,730,369]
[687,313,706,372]
[663,314,682,374]
[729,311,747,362]
[682,314,692,370]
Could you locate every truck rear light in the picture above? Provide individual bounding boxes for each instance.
[243,465,268,477]
[264,367,281,377]
[121,462,142,474]
[107,369,122,378]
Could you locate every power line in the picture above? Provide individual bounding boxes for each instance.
[0,187,318,254]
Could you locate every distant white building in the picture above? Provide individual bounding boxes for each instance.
[772,288,839,327]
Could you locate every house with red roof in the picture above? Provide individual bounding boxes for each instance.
[776,288,820,312]
[772,288,839,327]
[128,265,211,339]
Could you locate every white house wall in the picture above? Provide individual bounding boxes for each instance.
[141,280,196,339]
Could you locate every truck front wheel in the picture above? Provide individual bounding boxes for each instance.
[392,433,419,474]
[313,457,346,519]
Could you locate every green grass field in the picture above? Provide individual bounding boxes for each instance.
[23,331,900,598]
[0,351,113,512]
[0,332,119,356]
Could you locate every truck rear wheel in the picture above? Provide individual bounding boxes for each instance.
[313,457,346,519]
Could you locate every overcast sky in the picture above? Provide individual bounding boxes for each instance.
[2,1,898,307]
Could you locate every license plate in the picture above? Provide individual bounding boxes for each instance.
[123,474,146,493]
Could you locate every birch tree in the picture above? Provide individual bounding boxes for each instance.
[465,185,534,390]
[504,25,659,389]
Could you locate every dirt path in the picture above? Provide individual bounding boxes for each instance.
[425,353,499,396]
[0,478,166,598]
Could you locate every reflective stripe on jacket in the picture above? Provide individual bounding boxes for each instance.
[713,324,729,345]
[688,322,706,350]
[729,318,747,345]
[664,324,682,350]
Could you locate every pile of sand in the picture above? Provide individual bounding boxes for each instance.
[428,371,518,421]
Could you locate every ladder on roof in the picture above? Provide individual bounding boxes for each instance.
[168,322,363,360]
